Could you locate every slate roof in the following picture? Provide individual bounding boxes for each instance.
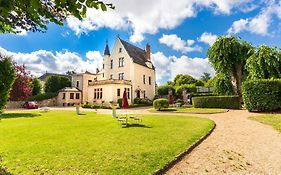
[104,43,110,55]
[119,38,155,70]
[38,73,71,81]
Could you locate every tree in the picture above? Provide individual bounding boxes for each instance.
[31,77,42,96]
[213,73,234,95]
[10,64,32,101]
[173,74,198,86]
[208,36,253,99]
[200,72,211,82]
[0,55,16,113]
[246,45,281,79]
[0,0,114,34]
[44,75,71,93]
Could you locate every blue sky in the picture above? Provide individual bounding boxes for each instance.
[1,0,281,85]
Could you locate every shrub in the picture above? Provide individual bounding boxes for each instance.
[153,98,169,111]
[193,96,240,109]
[189,93,216,105]
[242,79,281,112]
[28,92,58,101]
[117,98,123,107]
[176,99,184,106]
[134,98,152,105]
[134,97,142,104]
[44,75,71,93]
[157,85,175,96]
[175,84,197,97]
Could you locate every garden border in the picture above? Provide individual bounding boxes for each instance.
[153,122,216,175]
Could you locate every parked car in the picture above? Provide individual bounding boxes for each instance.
[23,101,39,109]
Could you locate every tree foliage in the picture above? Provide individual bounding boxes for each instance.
[0,55,16,113]
[173,74,198,86]
[213,73,234,95]
[0,0,114,34]
[10,64,32,101]
[44,75,71,93]
[246,45,281,79]
[208,35,253,98]
[200,72,211,82]
[31,77,42,96]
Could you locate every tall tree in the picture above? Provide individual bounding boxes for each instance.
[31,77,42,96]
[173,74,198,86]
[0,55,16,113]
[10,64,32,101]
[246,45,281,79]
[200,72,211,82]
[0,0,114,34]
[44,75,71,93]
[208,36,253,99]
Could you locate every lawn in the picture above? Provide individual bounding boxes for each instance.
[250,114,281,132]
[0,110,214,175]
[149,107,228,114]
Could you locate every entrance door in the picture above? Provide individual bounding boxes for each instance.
[136,90,140,98]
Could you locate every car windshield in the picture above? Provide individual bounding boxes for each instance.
[28,102,36,105]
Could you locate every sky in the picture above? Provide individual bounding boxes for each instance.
[1,0,281,85]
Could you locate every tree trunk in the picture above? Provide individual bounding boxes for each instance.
[232,62,243,108]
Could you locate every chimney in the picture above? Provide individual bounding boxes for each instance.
[146,44,151,61]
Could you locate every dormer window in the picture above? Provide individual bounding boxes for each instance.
[119,48,122,53]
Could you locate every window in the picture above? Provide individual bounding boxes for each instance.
[143,75,146,84]
[143,90,146,98]
[70,93,74,99]
[76,93,80,99]
[110,60,113,69]
[117,88,120,96]
[76,80,79,87]
[127,88,130,99]
[94,88,103,99]
[119,48,122,53]
[88,80,92,84]
[102,64,104,69]
[110,74,113,79]
[149,76,151,85]
[119,57,124,67]
[102,73,104,77]
[118,73,124,80]
[62,93,66,99]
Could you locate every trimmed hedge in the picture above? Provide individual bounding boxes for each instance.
[189,93,216,105]
[153,98,169,111]
[28,92,58,101]
[242,79,281,112]
[193,96,240,109]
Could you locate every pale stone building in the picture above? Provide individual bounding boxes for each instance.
[58,37,156,106]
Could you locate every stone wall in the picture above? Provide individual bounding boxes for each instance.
[6,97,58,109]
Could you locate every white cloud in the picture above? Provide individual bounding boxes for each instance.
[198,32,218,46]
[228,1,281,36]
[151,51,215,85]
[0,47,103,76]
[159,34,202,53]
[66,0,255,43]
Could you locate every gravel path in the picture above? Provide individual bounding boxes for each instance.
[165,110,281,175]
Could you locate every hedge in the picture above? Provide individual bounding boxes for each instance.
[242,79,281,112]
[153,98,169,111]
[189,93,216,105]
[28,92,58,101]
[192,96,240,109]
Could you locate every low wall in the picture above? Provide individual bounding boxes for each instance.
[6,97,58,109]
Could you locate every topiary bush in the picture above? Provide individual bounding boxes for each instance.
[193,96,240,109]
[153,98,169,111]
[117,98,123,108]
[242,79,281,112]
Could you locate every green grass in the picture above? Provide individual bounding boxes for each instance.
[149,107,228,114]
[250,114,281,132]
[0,111,214,175]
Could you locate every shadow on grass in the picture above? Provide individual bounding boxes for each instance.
[158,108,177,112]
[0,166,13,175]
[0,113,41,119]
[122,123,152,128]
